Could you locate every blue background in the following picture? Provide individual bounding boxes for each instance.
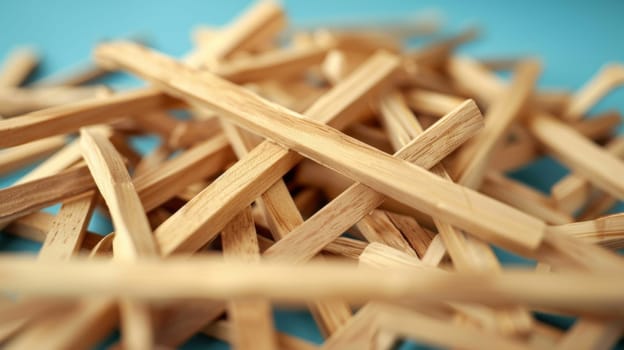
[1,1,623,349]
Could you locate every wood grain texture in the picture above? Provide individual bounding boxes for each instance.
[263,100,484,263]
[0,136,66,175]
[1,256,623,316]
[96,42,545,253]
[0,87,178,147]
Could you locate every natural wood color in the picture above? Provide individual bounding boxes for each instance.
[0,85,110,117]
[0,47,38,87]
[38,192,97,261]
[386,212,434,258]
[555,318,624,350]
[263,100,484,263]
[564,63,624,120]
[33,62,109,87]
[404,89,465,116]
[80,128,158,349]
[203,320,318,350]
[570,110,621,141]
[548,213,624,249]
[451,59,541,188]
[222,207,278,350]
[106,49,401,255]
[551,136,624,214]
[354,210,416,256]
[482,172,573,225]
[2,256,624,315]
[0,135,66,175]
[96,42,546,254]
[0,87,179,147]
[528,112,624,200]
[185,0,286,67]
[133,143,171,177]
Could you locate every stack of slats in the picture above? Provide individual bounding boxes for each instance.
[1,2,623,349]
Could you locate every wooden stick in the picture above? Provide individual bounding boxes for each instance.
[263,100,483,263]
[354,210,417,256]
[222,207,279,350]
[203,320,318,350]
[38,192,97,261]
[222,121,355,337]
[118,49,400,255]
[379,90,534,335]
[95,42,545,254]
[548,213,624,249]
[0,47,38,87]
[481,172,573,225]
[0,135,66,175]
[528,112,624,200]
[0,87,179,147]
[33,62,109,87]
[214,44,329,83]
[185,0,286,67]
[1,256,624,315]
[404,89,465,116]
[0,86,110,117]
[451,59,541,189]
[564,63,624,120]
[80,128,158,349]
[555,318,624,350]
[551,136,624,214]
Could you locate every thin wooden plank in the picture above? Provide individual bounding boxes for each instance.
[0,47,38,87]
[222,207,278,350]
[1,256,623,316]
[263,100,483,263]
[0,136,66,175]
[95,42,545,253]
[564,63,624,120]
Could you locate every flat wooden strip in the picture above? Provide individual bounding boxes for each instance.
[528,112,624,200]
[481,172,573,225]
[135,49,399,255]
[548,214,624,249]
[355,210,417,256]
[80,128,158,349]
[0,86,110,117]
[0,166,95,223]
[0,47,38,87]
[80,128,158,258]
[185,0,286,67]
[222,207,278,350]
[0,136,66,175]
[555,318,624,350]
[379,90,534,335]
[221,122,353,337]
[2,256,624,315]
[551,136,624,214]
[264,100,483,263]
[96,42,545,253]
[0,87,179,147]
[33,61,109,87]
[38,192,97,261]
[564,63,624,120]
[214,44,329,83]
[204,320,318,350]
[451,59,541,188]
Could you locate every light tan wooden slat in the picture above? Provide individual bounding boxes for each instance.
[80,128,158,349]
[38,192,97,261]
[355,210,417,256]
[185,0,286,67]
[0,136,66,175]
[96,42,545,254]
[0,47,38,87]
[379,90,534,335]
[0,166,95,223]
[204,320,318,350]
[222,207,278,350]
[481,172,573,225]
[263,100,483,263]
[0,85,111,117]
[528,112,624,200]
[404,89,465,116]
[114,49,399,255]
[551,136,624,214]
[451,59,541,188]
[386,212,435,258]
[548,214,624,249]
[214,44,329,83]
[33,62,109,87]
[0,87,179,147]
[2,256,624,315]
[564,63,624,120]
[221,121,354,337]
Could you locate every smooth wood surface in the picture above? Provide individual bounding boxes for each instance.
[0,136,66,175]
[0,47,38,87]
[564,64,624,120]
[96,42,546,253]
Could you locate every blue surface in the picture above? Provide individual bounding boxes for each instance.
[2,0,624,349]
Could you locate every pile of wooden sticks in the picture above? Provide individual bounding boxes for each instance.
[1,1,624,349]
